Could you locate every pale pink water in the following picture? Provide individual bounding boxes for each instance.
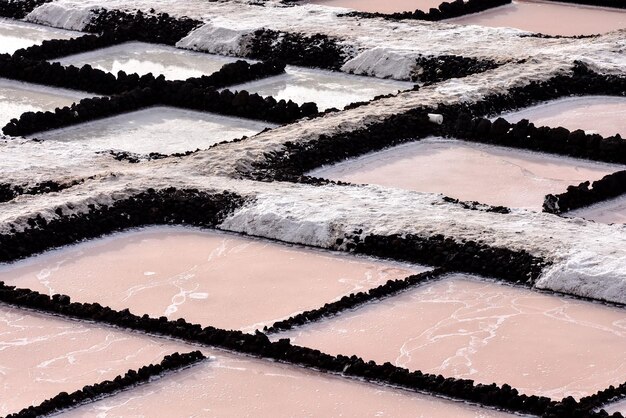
[60,350,513,418]
[0,227,424,331]
[501,96,626,137]
[279,274,626,399]
[449,0,626,36]
[569,195,626,225]
[304,0,443,13]
[309,138,621,209]
[0,304,190,416]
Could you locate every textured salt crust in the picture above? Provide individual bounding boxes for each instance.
[603,398,626,415]
[229,66,413,111]
[0,17,80,55]
[32,106,276,155]
[5,2,625,304]
[60,350,513,418]
[498,95,626,137]
[303,0,444,13]
[0,226,424,331]
[449,0,626,37]
[569,196,626,225]
[25,1,626,78]
[0,304,190,416]
[277,274,626,399]
[308,137,622,209]
[54,41,243,81]
[0,78,89,126]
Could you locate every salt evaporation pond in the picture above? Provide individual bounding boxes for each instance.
[55,41,242,80]
[60,350,513,418]
[303,0,443,13]
[569,196,626,225]
[603,398,626,415]
[0,226,424,331]
[32,106,274,155]
[0,17,80,55]
[449,0,626,36]
[500,96,626,137]
[278,274,626,400]
[0,304,190,416]
[0,78,88,126]
[309,138,621,209]
[230,66,413,111]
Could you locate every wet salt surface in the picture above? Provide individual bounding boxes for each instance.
[603,398,626,415]
[0,226,425,331]
[569,195,626,225]
[309,138,621,210]
[54,41,242,80]
[0,304,190,416]
[0,17,80,55]
[32,106,275,155]
[303,0,443,13]
[499,96,626,137]
[60,350,513,418]
[0,78,88,127]
[449,0,626,36]
[230,66,413,111]
[279,274,626,400]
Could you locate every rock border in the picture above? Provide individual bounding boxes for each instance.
[5,351,206,418]
[0,281,591,418]
[339,0,511,22]
[543,171,626,214]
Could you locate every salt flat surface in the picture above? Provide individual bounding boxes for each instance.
[569,196,626,225]
[303,0,444,13]
[33,106,275,155]
[0,304,190,416]
[278,274,626,400]
[0,78,88,127]
[449,0,626,36]
[0,226,424,331]
[0,17,80,55]
[55,41,242,80]
[603,398,626,415]
[309,138,621,209]
[60,349,513,418]
[499,96,626,137]
[230,66,413,111]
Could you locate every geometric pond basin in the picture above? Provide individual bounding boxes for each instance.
[277,273,626,400]
[0,304,189,416]
[303,0,444,13]
[230,66,413,111]
[59,350,515,418]
[0,226,425,331]
[0,18,80,55]
[499,96,626,138]
[32,106,275,155]
[448,0,626,36]
[309,138,622,210]
[54,42,243,81]
[0,78,88,127]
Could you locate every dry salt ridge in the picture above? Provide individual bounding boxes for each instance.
[0,0,625,416]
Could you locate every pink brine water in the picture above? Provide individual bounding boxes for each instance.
[60,350,514,418]
[0,305,190,416]
[449,0,626,36]
[309,138,620,210]
[304,0,443,13]
[278,274,626,400]
[0,227,424,331]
